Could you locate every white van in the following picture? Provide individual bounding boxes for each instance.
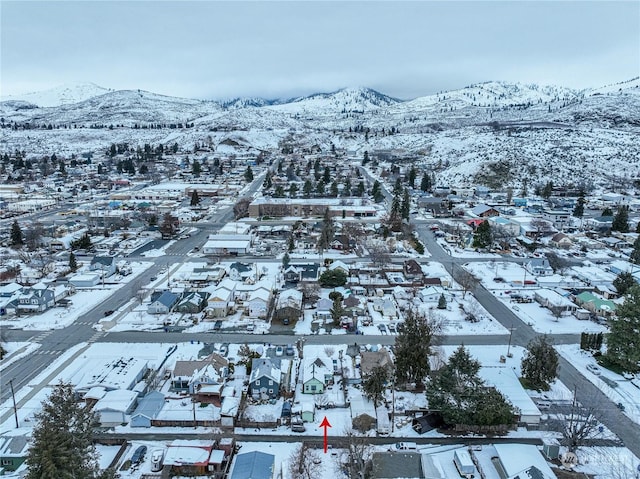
[391,442,418,451]
[150,449,164,472]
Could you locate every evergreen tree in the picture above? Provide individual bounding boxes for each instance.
[393,177,403,197]
[394,309,440,387]
[289,183,299,198]
[244,165,254,182]
[323,166,331,184]
[10,220,23,247]
[472,220,492,248]
[315,180,325,196]
[420,172,431,192]
[303,179,313,198]
[611,205,629,232]
[288,235,295,252]
[606,285,640,373]
[342,177,351,196]
[69,252,78,272]
[572,195,585,218]
[630,236,640,265]
[601,207,613,217]
[408,167,417,188]
[192,159,201,177]
[330,181,339,198]
[356,181,365,197]
[401,188,411,220]
[190,190,200,206]
[282,252,290,268]
[317,209,335,252]
[362,365,389,407]
[541,181,553,199]
[362,150,369,165]
[371,180,384,203]
[521,335,558,391]
[613,271,636,295]
[427,345,515,427]
[274,185,285,198]
[437,293,447,309]
[318,269,347,287]
[25,381,116,479]
[263,171,273,189]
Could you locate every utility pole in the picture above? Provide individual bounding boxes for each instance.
[9,378,19,428]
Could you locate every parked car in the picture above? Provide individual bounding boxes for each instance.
[246,323,255,332]
[131,445,147,464]
[390,442,417,451]
[616,402,625,411]
[103,310,114,317]
[285,344,295,356]
[587,364,601,375]
[275,346,284,356]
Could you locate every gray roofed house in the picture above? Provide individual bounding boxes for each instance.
[371,452,423,479]
[175,291,209,313]
[130,391,165,428]
[249,358,280,400]
[230,451,275,479]
[89,256,117,277]
[525,258,554,277]
[471,204,499,218]
[0,434,29,472]
[148,290,180,314]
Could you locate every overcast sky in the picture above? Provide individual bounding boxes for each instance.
[1,1,638,100]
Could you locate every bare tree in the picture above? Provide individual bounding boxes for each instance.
[301,283,320,306]
[562,395,605,452]
[233,197,252,219]
[453,266,477,299]
[19,250,55,279]
[288,443,322,479]
[25,222,45,251]
[337,427,373,479]
[368,242,390,269]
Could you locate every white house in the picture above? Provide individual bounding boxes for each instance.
[94,389,139,427]
[247,289,271,318]
[524,258,553,276]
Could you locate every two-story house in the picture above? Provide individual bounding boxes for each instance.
[249,358,280,400]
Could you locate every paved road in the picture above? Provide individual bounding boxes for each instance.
[413,223,640,458]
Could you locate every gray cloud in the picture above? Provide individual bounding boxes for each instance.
[1,1,638,100]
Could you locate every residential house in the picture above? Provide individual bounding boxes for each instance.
[247,288,271,318]
[130,391,165,428]
[418,286,446,303]
[93,389,139,426]
[330,235,355,251]
[249,358,281,399]
[230,451,275,479]
[587,215,614,231]
[228,262,253,281]
[274,289,303,323]
[575,292,617,317]
[303,357,333,394]
[343,295,366,316]
[403,260,424,282]
[147,290,180,314]
[471,204,499,218]
[492,444,557,479]
[328,260,350,275]
[10,284,56,314]
[204,279,236,318]
[360,348,394,377]
[89,256,117,277]
[175,291,209,314]
[370,452,424,479]
[0,435,28,472]
[549,233,572,249]
[534,289,577,316]
[350,395,377,432]
[525,258,554,276]
[171,354,229,401]
[164,440,223,476]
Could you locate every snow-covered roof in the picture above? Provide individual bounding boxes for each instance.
[478,367,540,420]
[94,389,138,413]
[493,443,556,479]
[164,440,214,466]
[230,451,275,479]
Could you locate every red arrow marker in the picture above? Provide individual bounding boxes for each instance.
[319,416,332,453]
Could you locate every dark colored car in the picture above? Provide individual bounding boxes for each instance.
[103,310,114,317]
[131,445,147,464]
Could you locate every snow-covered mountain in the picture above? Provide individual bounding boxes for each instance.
[1,82,113,108]
[1,78,639,189]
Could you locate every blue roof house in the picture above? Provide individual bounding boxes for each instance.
[148,291,179,314]
[230,451,275,479]
[130,391,165,428]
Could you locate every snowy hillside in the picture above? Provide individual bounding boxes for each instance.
[1,82,113,108]
[269,87,400,117]
[1,78,639,189]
